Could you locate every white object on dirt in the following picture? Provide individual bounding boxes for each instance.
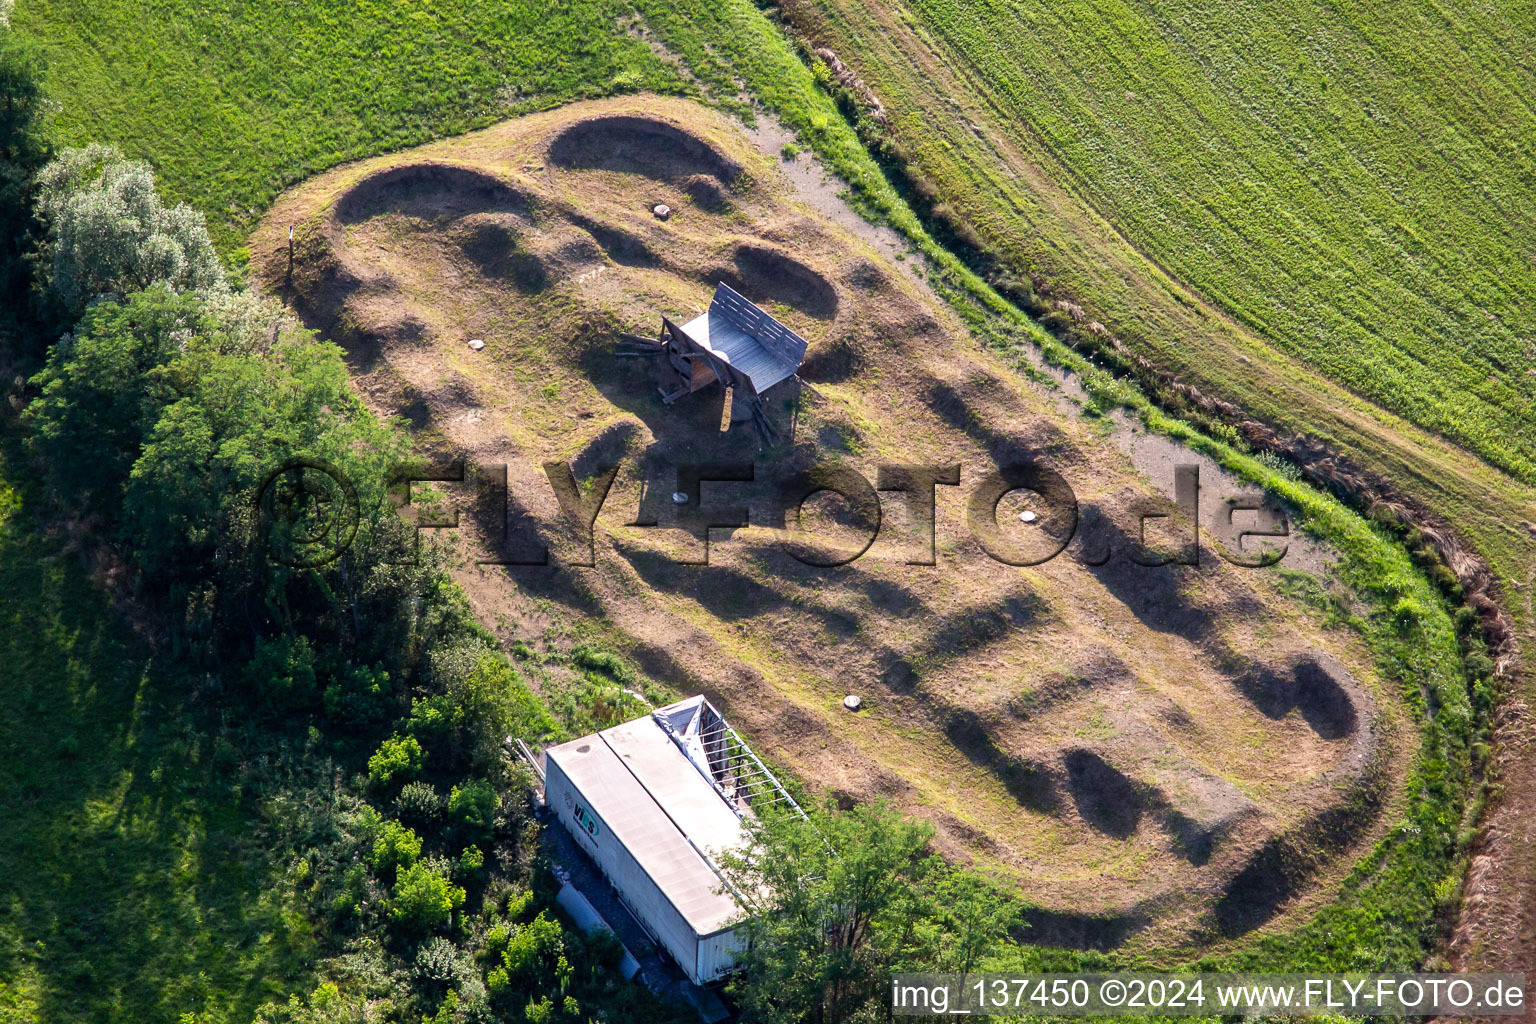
[671,491,689,504]
[1019,510,1038,523]
[843,694,862,711]
[652,203,671,220]
[467,338,486,351]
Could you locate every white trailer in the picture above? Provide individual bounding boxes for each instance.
[543,696,801,986]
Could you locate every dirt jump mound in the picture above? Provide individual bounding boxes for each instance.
[548,114,741,184]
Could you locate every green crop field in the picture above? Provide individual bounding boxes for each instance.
[881,0,1536,483]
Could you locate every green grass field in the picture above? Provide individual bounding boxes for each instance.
[0,468,317,1024]
[13,0,908,254]
[13,0,687,251]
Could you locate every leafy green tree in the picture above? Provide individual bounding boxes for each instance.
[389,860,465,933]
[368,819,422,876]
[718,799,958,1024]
[34,144,224,318]
[25,280,414,666]
[23,287,199,508]
[923,869,1024,977]
[0,22,51,341]
[447,777,498,839]
[368,734,424,787]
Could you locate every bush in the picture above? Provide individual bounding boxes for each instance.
[368,819,421,876]
[394,781,442,825]
[1393,596,1425,628]
[389,861,465,933]
[571,644,635,685]
[499,911,565,987]
[455,845,484,880]
[323,664,393,728]
[368,734,424,788]
[448,778,499,838]
[252,981,368,1024]
[411,649,556,769]
[414,936,471,986]
[244,634,318,710]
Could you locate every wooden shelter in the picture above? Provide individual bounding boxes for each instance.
[617,282,808,442]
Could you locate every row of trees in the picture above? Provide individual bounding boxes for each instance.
[0,55,682,1018]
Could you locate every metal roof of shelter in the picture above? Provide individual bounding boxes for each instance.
[543,699,751,937]
[677,282,807,395]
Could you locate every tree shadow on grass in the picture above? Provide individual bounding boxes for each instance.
[0,518,315,1023]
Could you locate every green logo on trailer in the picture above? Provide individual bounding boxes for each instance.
[573,802,600,838]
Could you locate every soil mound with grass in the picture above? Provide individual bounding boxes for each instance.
[253,96,1410,951]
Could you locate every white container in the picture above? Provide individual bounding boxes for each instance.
[544,711,749,985]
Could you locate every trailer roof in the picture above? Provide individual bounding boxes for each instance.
[544,703,748,937]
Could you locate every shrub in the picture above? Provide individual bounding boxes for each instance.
[393,781,442,825]
[500,911,565,986]
[571,644,635,685]
[1392,596,1425,628]
[244,635,318,710]
[448,778,498,838]
[455,845,484,879]
[414,936,471,985]
[368,819,421,875]
[323,664,392,728]
[411,650,555,768]
[368,734,424,787]
[504,886,534,922]
[252,980,368,1024]
[389,861,465,933]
